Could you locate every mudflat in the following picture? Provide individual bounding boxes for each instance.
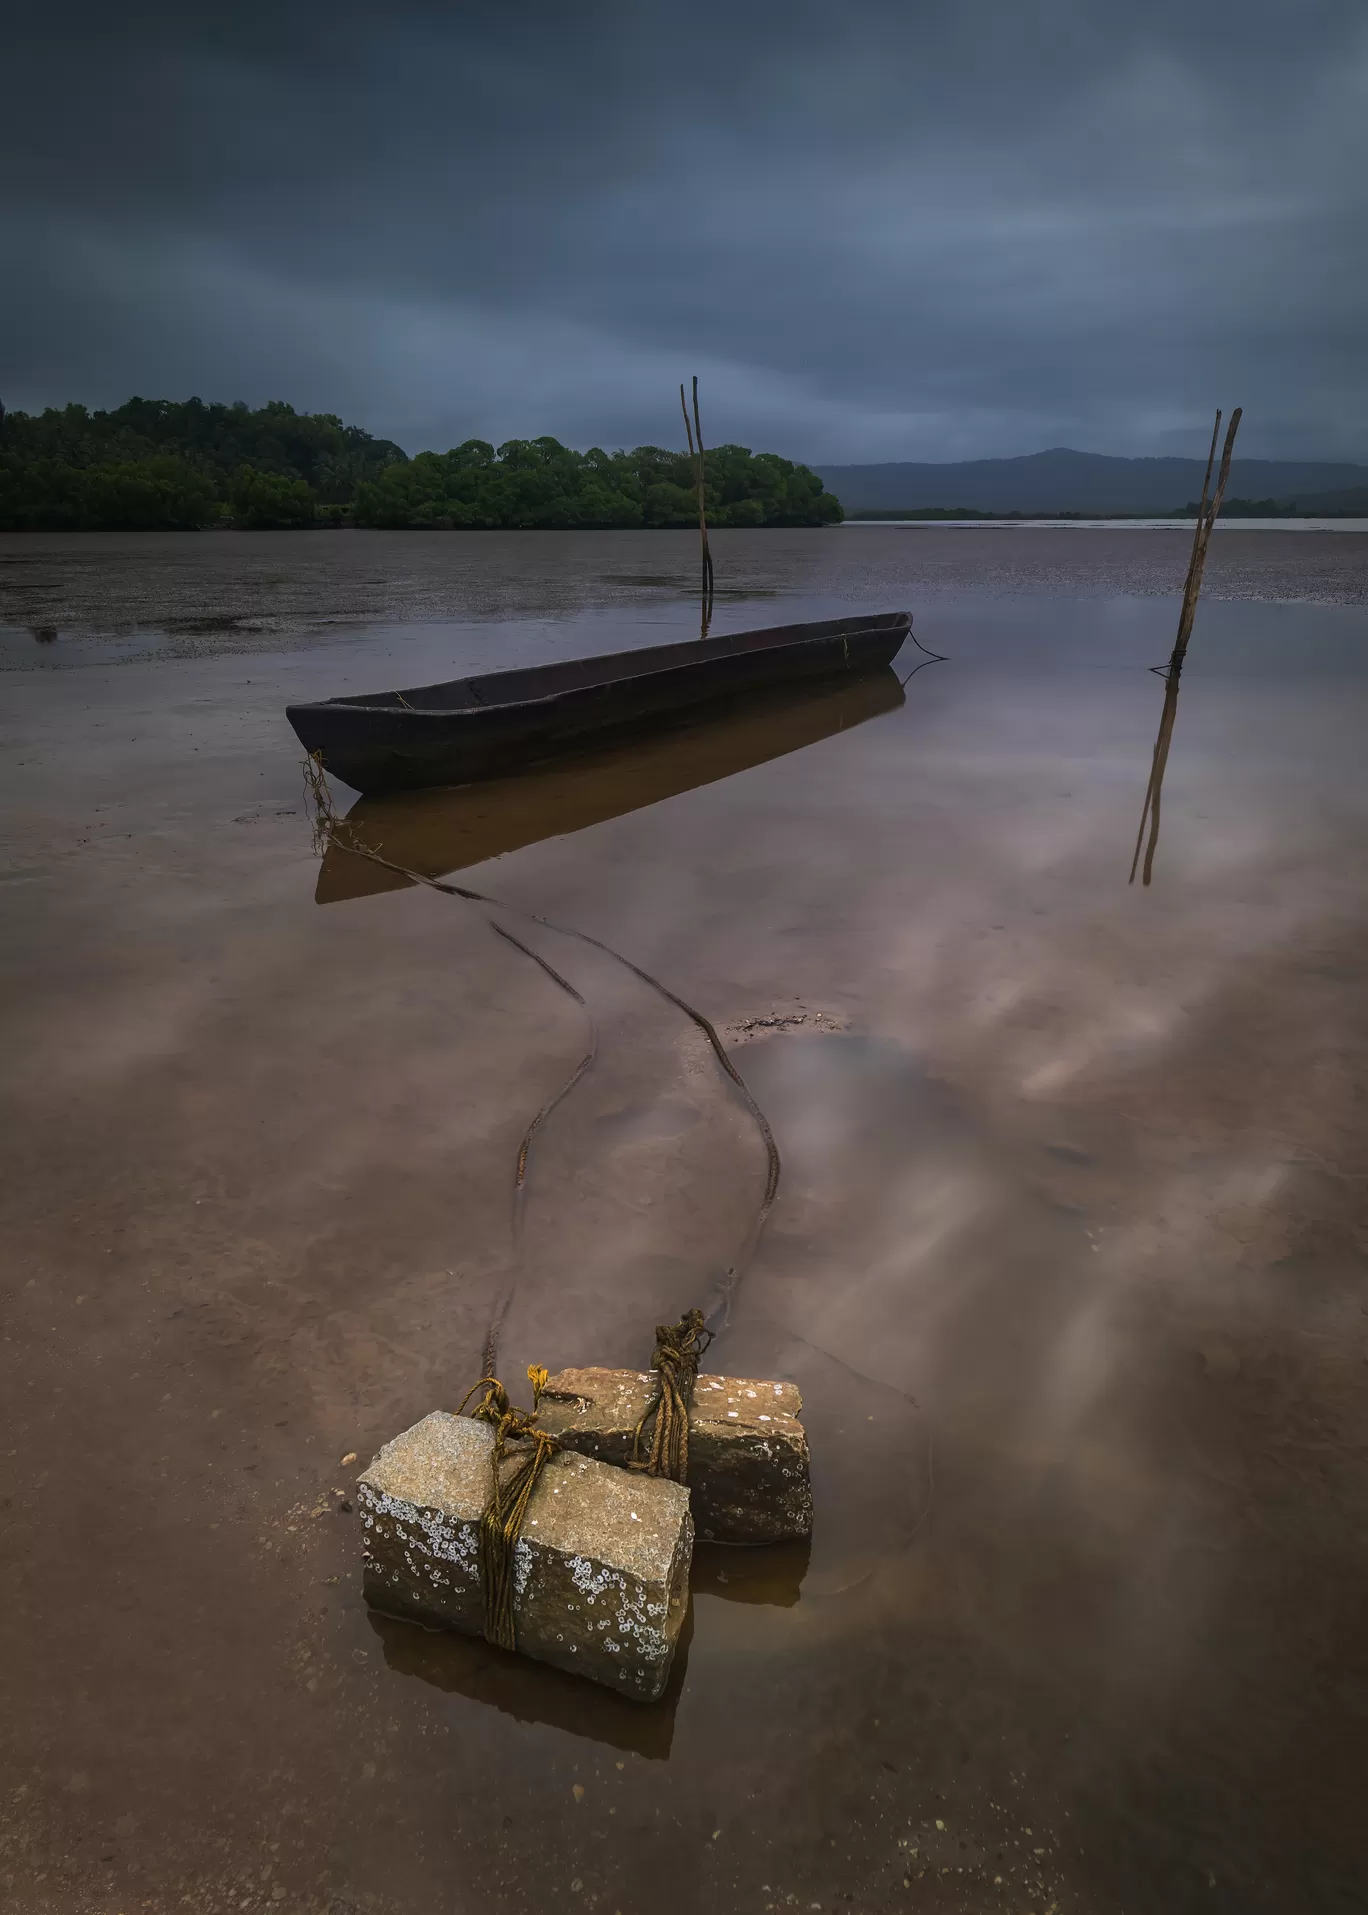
[3,528,1367,1913]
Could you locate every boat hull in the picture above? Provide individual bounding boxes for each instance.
[286,613,911,794]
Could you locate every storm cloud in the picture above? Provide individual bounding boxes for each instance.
[4,1,1366,461]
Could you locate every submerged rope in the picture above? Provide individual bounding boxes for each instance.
[539,915,780,1329]
[457,1365,557,1652]
[303,752,782,1360]
[481,923,598,1378]
[630,1308,713,1483]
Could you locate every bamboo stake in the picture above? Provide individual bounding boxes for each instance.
[681,376,715,636]
[1128,405,1242,885]
[1175,408,1222,626]
[1168,406,1242,676]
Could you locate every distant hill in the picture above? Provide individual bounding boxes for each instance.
[814,448,1368,517]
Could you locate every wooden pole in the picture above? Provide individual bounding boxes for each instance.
[1175,408,1222,626]
[680,377,714,636]
[1128,405,1243,884]
[1169,406,1242,676]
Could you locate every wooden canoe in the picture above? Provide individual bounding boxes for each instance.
[286,610,912,794]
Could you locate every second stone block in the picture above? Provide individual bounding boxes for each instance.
[538,1367,813,1545]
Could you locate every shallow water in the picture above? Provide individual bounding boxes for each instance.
[2,530,1368,1914]
[2,521,1366,670]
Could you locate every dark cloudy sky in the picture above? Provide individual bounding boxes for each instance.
[5,2,1365,462]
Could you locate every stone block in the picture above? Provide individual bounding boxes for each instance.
[357,1411,692,1702]
[537,1368,812,1546]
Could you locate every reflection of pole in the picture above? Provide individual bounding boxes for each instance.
[1129,673,1181,886]
[1128,405,1242,885]
[680,377,714,637]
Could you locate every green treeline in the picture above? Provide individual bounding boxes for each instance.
[0,397,842,531]
[1181,497,1299,517]
[0,397,406,530]
[354,437,840,529]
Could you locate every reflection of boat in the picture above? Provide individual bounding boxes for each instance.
[287,610,911,795]
[316,666,906,903]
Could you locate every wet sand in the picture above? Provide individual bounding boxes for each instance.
[2,534,1368,1913]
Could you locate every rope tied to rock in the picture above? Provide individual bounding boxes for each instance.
[457,1364,558,1653]
[631,1308,713,1484]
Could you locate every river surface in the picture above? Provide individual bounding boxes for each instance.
[3,528,1368,1914]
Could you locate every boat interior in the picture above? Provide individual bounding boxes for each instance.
[322,611,910,714]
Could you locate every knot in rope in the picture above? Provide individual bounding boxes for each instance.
[457,1364,557,1652]
[631,1308,713,1484]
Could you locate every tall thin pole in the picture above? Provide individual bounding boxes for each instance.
[681,377,714,636]
[1129,405,1243,884]
[1169,406,1241,677]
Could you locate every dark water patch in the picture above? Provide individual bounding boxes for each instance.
[1044,1141,1096,1165]
[160,614,269,636]
[0,621,179,668]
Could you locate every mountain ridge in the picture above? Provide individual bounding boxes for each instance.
[813,449,1368,516]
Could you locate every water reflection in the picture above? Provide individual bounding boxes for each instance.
[693,1535,810,1607]
[369,1532,812,1758]
[369,1605,692,1761]
[316,667,905,903]
[1129,667,1182,885]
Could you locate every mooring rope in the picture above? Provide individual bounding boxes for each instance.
[897,627,948,686]
[457,1364,558,1652]
[537,912,781,1319]
[303,753,781,1367]
[630,1308,713,1483]
[480,923,599,1378]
